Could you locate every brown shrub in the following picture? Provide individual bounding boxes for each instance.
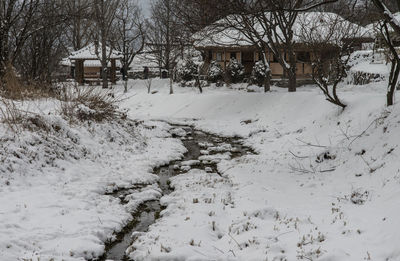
[59,86,123,123]
[0,64,56,100]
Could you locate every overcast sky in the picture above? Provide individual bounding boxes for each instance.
[138,0,151,18]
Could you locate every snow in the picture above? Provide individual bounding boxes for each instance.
[107,76,399,260]
[61,58,122,68]
[69,43,123,60]
[2,51,400,260]
[365,12,400,36]
[194,12,370,49]
[346,50,390,85]
[129,51,160,73]
[0,111,185,260]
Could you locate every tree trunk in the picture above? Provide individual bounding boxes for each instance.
[261,51,271,92]
[124,79,128,93]
[264,69,271,92]
[101,41,108,89]
[387,60,400,106]
[102,66,108,89]
[288,72,296,92]
[169,68,173,94]
[196,75,203,93]
[169,77,173,94]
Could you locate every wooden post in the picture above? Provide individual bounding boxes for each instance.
[81,60,85,84]
[75,59,85,85]
[223,49,226,70]
[111,59,116,84]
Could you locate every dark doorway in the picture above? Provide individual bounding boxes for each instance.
[242,51,254,75]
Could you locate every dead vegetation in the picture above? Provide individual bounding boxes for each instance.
[59,86,124,123]
[0,65,125,133]
[0,64,56,100]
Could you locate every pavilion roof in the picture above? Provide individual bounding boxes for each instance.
[68,43,123,60]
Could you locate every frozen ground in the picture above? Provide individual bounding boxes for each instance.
[0,109,186,260]
[116,79,399,261]
[1,76,399,261]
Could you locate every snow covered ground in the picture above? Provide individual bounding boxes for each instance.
[0,104,186,260]
[1,75,399,261]
[116,79,399,261]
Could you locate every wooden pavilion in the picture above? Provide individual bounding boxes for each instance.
[68,43,123,85]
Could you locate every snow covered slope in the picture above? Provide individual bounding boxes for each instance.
[0,113,185,260]
[119,80,400,261]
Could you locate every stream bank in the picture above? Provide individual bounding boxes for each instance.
[101,124,254,260]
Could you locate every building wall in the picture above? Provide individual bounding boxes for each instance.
[206,48,315,79]
[84,67,101,78]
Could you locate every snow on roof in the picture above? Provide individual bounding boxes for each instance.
[129,51,160,72]
[365,12,400,36]
[68,43,123,60]
[61,57,122,68]
[194,12,371,49]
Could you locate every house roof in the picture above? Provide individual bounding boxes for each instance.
[193,12,372,49]
[129,51,160,72]
[365,12,400,36]
[61,57,122,68]
[68,43,123,60]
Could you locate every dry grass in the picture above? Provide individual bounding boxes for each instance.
[0,98,26,132]
[0,65,124,133]
[0,97,51,133]
[0,64,56,100]
[59,85,123,123]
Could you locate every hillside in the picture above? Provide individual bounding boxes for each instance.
[120,81,399,261]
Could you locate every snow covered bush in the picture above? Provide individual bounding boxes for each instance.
[251,61,268,87]
[60,87,121,123]
[177,59,198,82]
[346,50,388,85]
[226,58,245,83]
[207,61,224,83]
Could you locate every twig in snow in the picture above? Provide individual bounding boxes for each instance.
[213,246,224,254]
[296,138,328,148]
[228,233,243,250]
[348,115,388,147]
[289,150,309,159]
[274,230,294,240]
[320,168,336,173]
[192,249,210,258]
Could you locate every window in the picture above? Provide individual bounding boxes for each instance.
[208,50,212,60]
[297,52,311,63]
[230,52,237,60]
[216,52,223,62]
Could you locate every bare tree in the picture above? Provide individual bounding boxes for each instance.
[147,0,187,94]
[172,0,233,34]
[213,0,338,92]
[91,0,120,89]
[65,0,92,51]
[114,0,146,93]
[17,0,69,82]
[370,0,400,106]
[298,12,362,109]
[0,0,40,79]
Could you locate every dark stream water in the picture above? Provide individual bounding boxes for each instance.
[100,124,254,261]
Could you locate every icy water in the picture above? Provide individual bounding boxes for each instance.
[100,124,254,261]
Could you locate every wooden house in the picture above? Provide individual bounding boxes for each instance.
[66,44,123,85]
[194,12,373,82]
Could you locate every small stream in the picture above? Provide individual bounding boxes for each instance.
[100,124,254,261]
